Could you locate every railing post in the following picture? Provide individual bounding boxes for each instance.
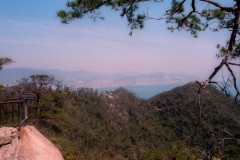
[18,102,20,129]
[23,99,27,124]
[12,103,14,124]
[5,104,8,124]
[25,99,28,125]
[0,95,35,128]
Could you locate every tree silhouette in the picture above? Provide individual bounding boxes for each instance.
[0,57,13,70]
[18,74,55,122]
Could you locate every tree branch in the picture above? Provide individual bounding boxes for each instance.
[125,1,137,15]
[196,81,202,119]
[228,1,240,52]
[180,0,196,23]
[200,0,234,12]
[146,0,186,20]
[229,62,240,66]
[204,60,225,87]
[209,81,230,97]
[202,1,239,88]
[213,25,231,32]
[78,0,111,12]
[222,128,240,143]
[225,63,240,102]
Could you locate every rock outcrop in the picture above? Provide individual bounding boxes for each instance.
[0,126,64,160]
[0,127,18,146]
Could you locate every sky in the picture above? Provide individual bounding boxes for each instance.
[0,0,234,79]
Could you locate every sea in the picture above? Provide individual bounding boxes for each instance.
[98,83,186,99]
[98,82,240,100]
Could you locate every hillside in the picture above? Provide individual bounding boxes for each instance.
[34,88,165,159]
[148,83,240,153]
[1,83,240,159]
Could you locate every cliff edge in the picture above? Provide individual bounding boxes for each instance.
[0,125,64,160]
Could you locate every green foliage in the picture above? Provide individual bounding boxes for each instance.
[41,84,240,159]
[225,144,240,159]
[57,0,146,35]
[149,83,240,158]
[29,74,55,87]
[165,0,207,38]
[209,145,222,159]
[142,142,200,160]
[0,57,14,70]
[170,0,185,14]
[167,14,205,38]
[217,42,240,59]
[29,87,165,159]
[57,0,240,66]
[57,0,235,38]
[50,136,78,160]
[2,82,240,159]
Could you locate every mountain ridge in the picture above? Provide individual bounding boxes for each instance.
[0,67,194,88]
[33,82,240,159]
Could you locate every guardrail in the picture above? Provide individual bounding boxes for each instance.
[0,94,36,129]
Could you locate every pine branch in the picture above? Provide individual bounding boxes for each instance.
[146,0,186,20]
[209,81,230,97]
[200,0,235,13]
[229,62,240,66]
[225,63,240,102]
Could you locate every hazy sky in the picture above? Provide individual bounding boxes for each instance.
[0,0,232,78]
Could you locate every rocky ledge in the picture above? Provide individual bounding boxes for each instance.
[0,126,64,160]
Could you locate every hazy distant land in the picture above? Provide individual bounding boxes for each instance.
[2,67,239,99]
[0,68,194,88]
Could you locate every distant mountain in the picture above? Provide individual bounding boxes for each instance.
[0,68,106,86]
[0,68,48,85]
[0,68,195,88]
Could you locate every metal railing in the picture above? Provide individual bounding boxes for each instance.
[0,94,36,129]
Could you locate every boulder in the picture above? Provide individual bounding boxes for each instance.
[0,126,64,160]
[0,127,17,146]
